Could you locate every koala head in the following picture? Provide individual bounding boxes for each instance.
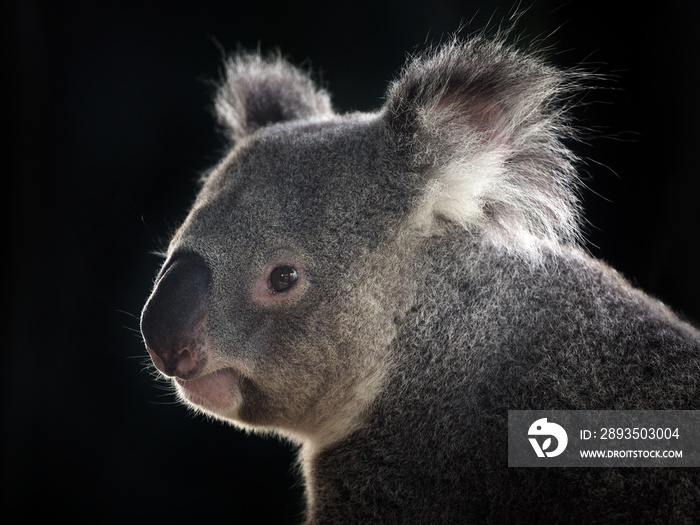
[141,39,580,445]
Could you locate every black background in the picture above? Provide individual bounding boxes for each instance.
[4,1,699,523]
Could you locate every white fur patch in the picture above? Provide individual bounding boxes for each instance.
[387,38,584,258]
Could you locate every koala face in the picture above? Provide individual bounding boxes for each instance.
[142,41,581,443]
[142,111,408,441]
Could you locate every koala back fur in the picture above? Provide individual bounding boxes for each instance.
[307,232,699,523]
[141,36,700,524]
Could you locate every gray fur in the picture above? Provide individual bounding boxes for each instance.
[141,37,700,524]
[215,53,333,142]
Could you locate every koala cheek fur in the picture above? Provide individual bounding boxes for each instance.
[141,36,700,524]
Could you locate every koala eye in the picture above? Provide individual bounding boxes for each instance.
[269,265,298,293]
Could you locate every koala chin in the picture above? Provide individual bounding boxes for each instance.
[141,37,700,524]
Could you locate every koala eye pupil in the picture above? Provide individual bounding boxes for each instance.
[269,265,298,293]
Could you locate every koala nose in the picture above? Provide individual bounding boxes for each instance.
[140,252,212,379]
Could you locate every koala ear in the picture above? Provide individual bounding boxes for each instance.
[383,38,582,248]
[215,53,333,142]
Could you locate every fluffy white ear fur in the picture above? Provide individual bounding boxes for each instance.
[384,38,583,252]
[215,53,333,142]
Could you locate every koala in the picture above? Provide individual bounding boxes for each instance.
[141,37,700,524]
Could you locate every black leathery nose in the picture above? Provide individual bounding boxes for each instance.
[140,252,212,378]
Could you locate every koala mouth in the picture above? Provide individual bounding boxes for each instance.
[174,368,241,413]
